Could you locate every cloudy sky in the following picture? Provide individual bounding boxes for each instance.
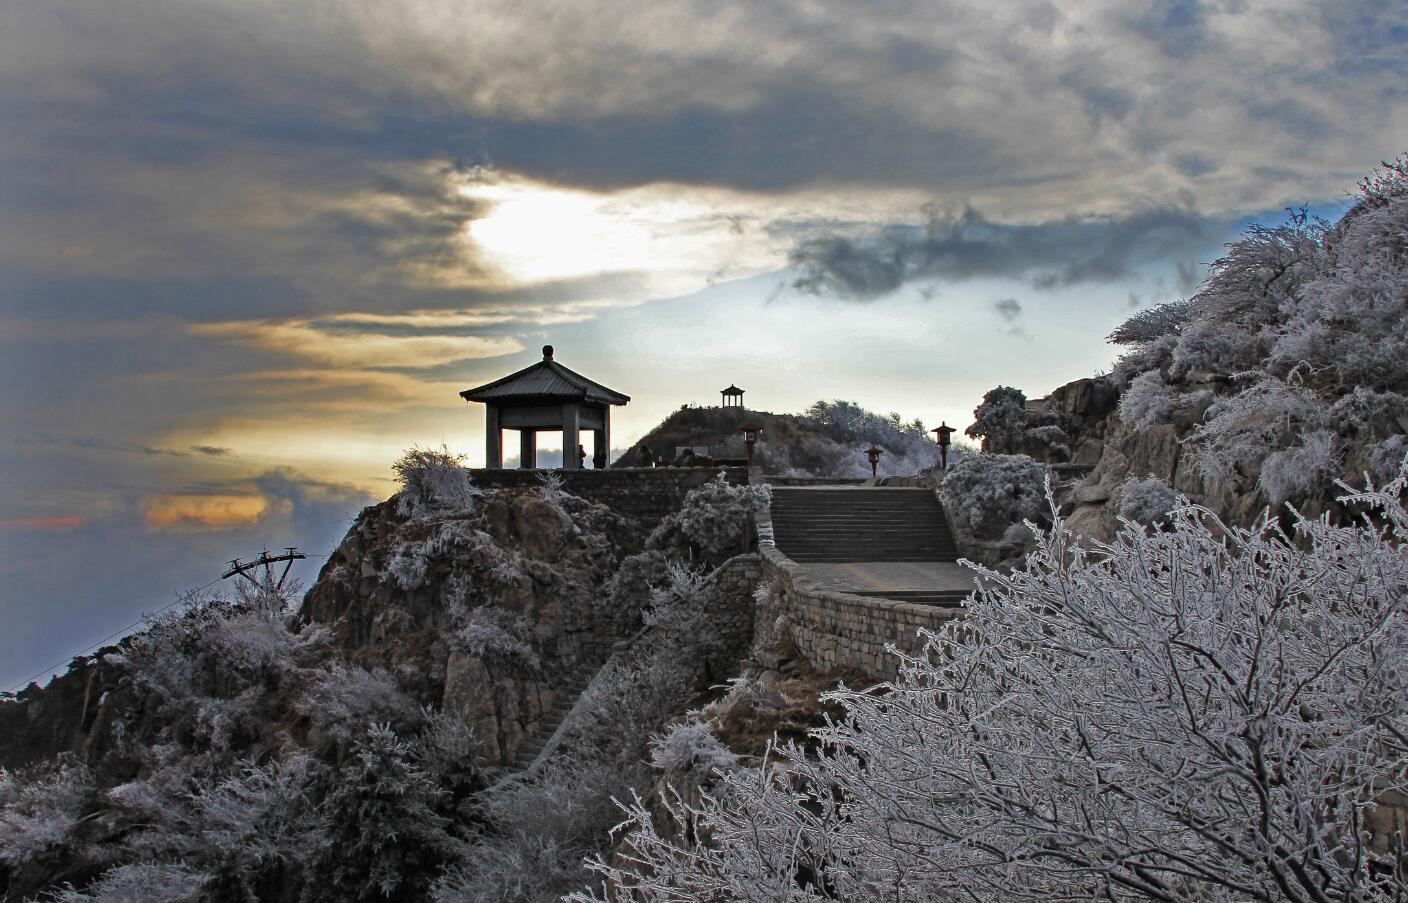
[2,0,1403,689]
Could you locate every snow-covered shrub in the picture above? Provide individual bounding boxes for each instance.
[1192,209,1327,330]
[108,753,326,894]
[1258,429,1342,505]
[205,610,298,672]
[1020,424,1068,447]
[649,473,770,562]
[1186,377,1328,484]
[1168,319,1259,379]
[1117,370,1175,430]
[384,541,432,591]
[412,707,481,791]
[300,723,458,903]
[50,864,212,902]
[573,463,1408,903]
[393,444,480,517]
[650,720,738,775]
[1116,476,1178,526]
[538,470,569,514]
[1371,437,1408,483]
[384,521,491,591]
[0,762,93,867]
[296,665,421,755]
[1109,331,1177,386]
[455,607,539,670]
[964,385,1027,453]
[709,675,790,713]
[641,562,722,657]
[940,453,1047,541]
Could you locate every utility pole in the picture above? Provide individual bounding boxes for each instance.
[222,547,306,592]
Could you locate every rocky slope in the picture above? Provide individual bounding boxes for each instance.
[0,479,669,901]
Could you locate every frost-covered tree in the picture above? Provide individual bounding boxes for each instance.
[940,453,1047,541]
[649,474,771,564]
[1106,299,1191,347]
[0,761,93,870]
[573,465,1408,902]
[1105,157,1408,508]
[965,385,1027,453]
[300,723,461,902]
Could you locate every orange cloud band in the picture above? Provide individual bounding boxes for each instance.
[0,515,86,528]
[142,494,272,531]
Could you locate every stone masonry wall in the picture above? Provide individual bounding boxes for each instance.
[760,546,964,682]
[473,467,749,531]
[703,553,763,677]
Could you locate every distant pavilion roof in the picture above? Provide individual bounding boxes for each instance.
[721,384,744,396]
[460,345,630,406]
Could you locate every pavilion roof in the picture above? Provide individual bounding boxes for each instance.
[460,346,630,406]
[721,384,744,395]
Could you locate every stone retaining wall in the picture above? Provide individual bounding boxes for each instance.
[760,546,965,682]
[704,553,763,675]
[472,467,749,530]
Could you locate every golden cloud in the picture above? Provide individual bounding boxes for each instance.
[142,493,277,532]
[192,317,523,369]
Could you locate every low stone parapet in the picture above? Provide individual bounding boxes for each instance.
[759,545,965,682]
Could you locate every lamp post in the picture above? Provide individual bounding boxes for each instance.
[741,423,764,468]
[865,445,883,479]
[931,421,956,469]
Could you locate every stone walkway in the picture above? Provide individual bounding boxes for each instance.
[802,561,977,595]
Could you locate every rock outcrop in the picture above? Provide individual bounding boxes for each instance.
[298,487,645,767]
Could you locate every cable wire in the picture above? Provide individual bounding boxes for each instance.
[5,574,226,695]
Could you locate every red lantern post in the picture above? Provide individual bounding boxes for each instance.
[865,445,883,479]
[740,423,764,468]
[931,421,956,468]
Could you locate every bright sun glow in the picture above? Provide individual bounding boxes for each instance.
[465,177,659,283]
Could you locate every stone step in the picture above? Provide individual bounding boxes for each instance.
[769,487,959,564]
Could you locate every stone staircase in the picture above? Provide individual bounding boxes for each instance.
[488,638,616,781]
[769,487,959,563]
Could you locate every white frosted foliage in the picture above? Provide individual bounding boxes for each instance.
[572,465,1408,902]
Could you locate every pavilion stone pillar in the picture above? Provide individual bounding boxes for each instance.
[562,402,581,470]
[593,406,610,469]
[519,429,536,469]
[485,405,502,469]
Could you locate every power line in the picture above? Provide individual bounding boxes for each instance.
[2,573,225,696]
[2,540,349,698]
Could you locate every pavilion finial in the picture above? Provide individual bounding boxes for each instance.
[543,344,554,361]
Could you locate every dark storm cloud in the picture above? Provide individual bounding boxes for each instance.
[992,298,1024,322]
[11,435,187,458]
[788,206,1229,300]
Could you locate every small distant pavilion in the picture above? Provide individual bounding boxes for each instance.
[720,384,745,408]
[460,345,630,469]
